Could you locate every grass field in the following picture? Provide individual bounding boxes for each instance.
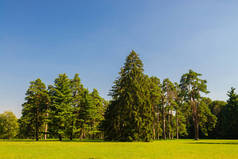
[0,139,237,159]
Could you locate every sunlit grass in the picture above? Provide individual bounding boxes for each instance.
[0,139,237,159]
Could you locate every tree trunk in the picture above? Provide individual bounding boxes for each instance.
[59,134,62,141]
[168,110,171,139]
[192,101,199,140]
[44,112,48,140]
[163,106,166,139]
[194,114,199,140]
[157,111,160,140]
[176,111,179,139]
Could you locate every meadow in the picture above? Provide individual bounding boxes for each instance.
[0,139,237,159]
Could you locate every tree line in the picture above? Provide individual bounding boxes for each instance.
[0,50,238,141]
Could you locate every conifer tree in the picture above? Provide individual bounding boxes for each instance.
[70,73,84,139]
[48,74,72,141]
[20,79,50,141]
[78,89,94,139]
[180,69,209,140]
[104,50,153,141]
[90,88,105,138]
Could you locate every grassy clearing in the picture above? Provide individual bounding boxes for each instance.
[0,139,237,159]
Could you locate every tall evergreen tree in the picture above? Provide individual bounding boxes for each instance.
[78,89,94,139]
[70,73,84,140]
[90,88,105,138]
[222,88,238,138]
[20,79,50,141]
[48,74,72,141]
[104,50,153,141]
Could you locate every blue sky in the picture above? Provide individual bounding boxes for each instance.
[1,0,238,117]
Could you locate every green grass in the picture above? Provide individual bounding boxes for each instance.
[0,139,237,159]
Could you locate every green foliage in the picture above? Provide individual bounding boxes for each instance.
[221,88,238,138]
[104,50,153,141]
[48,74,73,140]
[0,111,19,139]
[19,79,50,140]
[180,69,209,140]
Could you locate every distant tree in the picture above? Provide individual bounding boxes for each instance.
[180,69,209,140]
[20,79,50,141]
[221,88,238,138]
[104,50,153,141]
[48,74,72,141]
[208,100,227,138]
[0,111,19,139]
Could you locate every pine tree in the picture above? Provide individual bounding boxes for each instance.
[180,69,209,140]
[20,79,50,141]
[48,74,72,141]
[104,50,153,141]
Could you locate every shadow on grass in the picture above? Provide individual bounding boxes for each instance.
[189,141,238,145]
[0,139,112,143]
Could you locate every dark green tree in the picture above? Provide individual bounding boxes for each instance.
[48,74,72,141]
[208,100,226,138]
[78,89,94,139]
[104,50,153,141]
[221,88,238,138]
[69,73,84,140]
[20,79,50,141]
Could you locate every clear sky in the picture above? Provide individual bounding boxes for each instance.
[1,0,238,117]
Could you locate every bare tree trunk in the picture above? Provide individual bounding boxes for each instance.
[157,112,160,140]
[176,111,179,139]
[44,112,48,140]
[192,101,199,140]
[168,110,171,139]
[171,110,173,139]
[163,106,166,139]
[59,134,62,141]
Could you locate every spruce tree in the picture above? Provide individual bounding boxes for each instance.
[90,88,105,138]
[70,73,84,139]
[104,50,153,141]
[48,73,72,141]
